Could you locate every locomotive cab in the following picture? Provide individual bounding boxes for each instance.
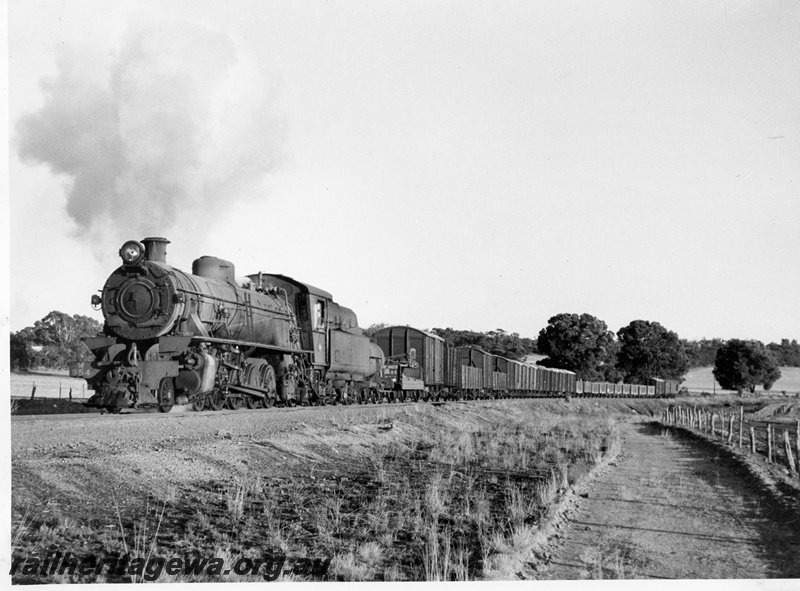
[247,273,334,367]
[247,273,383,392]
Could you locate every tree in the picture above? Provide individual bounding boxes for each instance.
[363,323,389,338]
[616,320,688,383]
[681,338,726,368]
[713,339,782,394]
[766,339,800,367]
[10,332,33,371]
[429,327,537,361]
[536,313,619,380]
[12,311,103,370]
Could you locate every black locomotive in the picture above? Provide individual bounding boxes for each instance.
[72,237,384,413]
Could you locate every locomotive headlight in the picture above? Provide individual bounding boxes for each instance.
[119,240,145,265]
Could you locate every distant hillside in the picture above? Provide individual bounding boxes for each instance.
[682,366,800,394]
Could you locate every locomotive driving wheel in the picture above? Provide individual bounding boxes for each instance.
[226,396,243,410]
[192,397,206,412]
[157,377,174,413]
[208,390,225,411]
[245,396,263,409]
[243,358,277,410]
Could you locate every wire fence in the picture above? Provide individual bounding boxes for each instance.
[661,404,800,478]
[683,388,800,398]
[10,379,93,401]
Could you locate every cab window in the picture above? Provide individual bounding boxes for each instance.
[314,300,326,330]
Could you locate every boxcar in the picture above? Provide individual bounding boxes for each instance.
[506,358,524,394]
[373,326,445,388]
[563,369,577,394]
[493,356,509,393]
[646,377,680,398]
[446,346,492,397]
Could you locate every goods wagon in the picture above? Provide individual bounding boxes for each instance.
[374,326,446,398]
[493,356,509,394]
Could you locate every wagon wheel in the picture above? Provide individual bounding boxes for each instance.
[157,377,175,413]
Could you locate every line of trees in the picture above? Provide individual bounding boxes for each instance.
[681,338,800,369]
[428,328,537,361]
[534,313,786,393]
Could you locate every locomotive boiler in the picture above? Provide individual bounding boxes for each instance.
[72,237,384,413]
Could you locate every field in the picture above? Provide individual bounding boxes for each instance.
[682,366,800,395]
[12,395,800,581]
[11,399,625,583]
[10,370,93,400]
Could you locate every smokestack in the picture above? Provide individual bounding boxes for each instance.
[143,237,170,263]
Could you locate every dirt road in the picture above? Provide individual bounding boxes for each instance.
[539,422,800,579]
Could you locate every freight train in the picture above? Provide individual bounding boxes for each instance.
[70,238,678,414]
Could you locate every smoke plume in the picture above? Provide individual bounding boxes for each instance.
[16,20,285,248]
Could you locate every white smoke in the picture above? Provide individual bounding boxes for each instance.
[16,19,285,251]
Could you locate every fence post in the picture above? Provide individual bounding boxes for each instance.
[711,414,716,437]
[750,426,756,454]
[30,384,36,400]
[783,431,797,475]
[69,387,73,401]
[728,415,734,444]
[796,419,799,471]
[738,407,743,448]
[767,423,773,464]
[59,382,62,399]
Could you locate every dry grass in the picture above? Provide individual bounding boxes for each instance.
[12,402,621,583]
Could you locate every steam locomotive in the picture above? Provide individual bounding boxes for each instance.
[71,237,383,413]
[71,237,677,414]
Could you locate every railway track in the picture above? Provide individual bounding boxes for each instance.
[11,391,672,423]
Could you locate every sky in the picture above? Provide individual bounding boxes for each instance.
[5,0,800,344]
